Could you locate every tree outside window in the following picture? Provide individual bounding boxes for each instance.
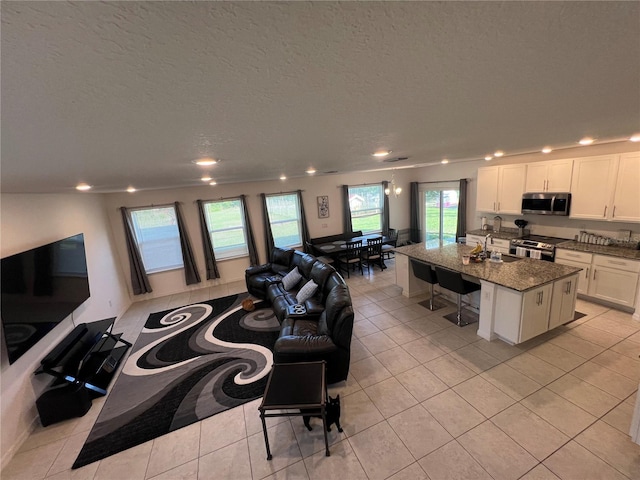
[348,185,382,234]
[424,188,459,248]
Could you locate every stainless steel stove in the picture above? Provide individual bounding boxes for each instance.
[510,235,567,261]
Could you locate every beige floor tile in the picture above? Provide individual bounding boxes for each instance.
[453,376,516,418]
[390,306,427,323]
[546,374,620,417]
[472,338,525,361]
[358,331,398,355]
[377,298,407,313]
[506,352,566,385]
[290,412,345,459]
[628,330,640,344]
[199,405,247,456]
[247,421,302,480]
[425,328,472,352]
[396,365,449,402]
[357,302,387,318]
[404,317,446,336]
[527,342,586,372]
[340,390,384,436]
[93,440,153,480]
[566,324,625,348]
[147,423,201,478]
[575,420,640,480]
[367,311,403,330]
[45,463,100,480]
[449,344,502,374]
[17,420,78,454]
[364,377,418,418]
[388,404,453,459]
[383,324,423,345]
[375,346,420,375]
[480,363,543,401]
[364,289,392,302]
[586,312,640,338]
[591,349,640,381]
[544,441,628,480]
[327,373,362,398]
[548,333,606,359]
[492,403,570,461]
[402,337,447,364]
[302,440,366,480]
[521,388,597,437]
[198,438,252,480]
[147,460,198,480]
[451,323,484,344]
[575,299,609,317]
[458,421,538,480]
[2,439,67,480]
[352,319,380,338]
[518,464,561,480]
[422,389,485,437]
[45,431,91,477]
[386,462,428,480]
[611,337,640,359]
[349,356,392,388]
[262,460,309,480]
[425,354,478,387]
[244,398,288,437]
[571,360,639,400]
[418,440,493,480]
[348,421,414,480]
[349,338,373,363]
[602,401,635,435]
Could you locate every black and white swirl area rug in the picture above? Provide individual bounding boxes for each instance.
[73,292,280,469]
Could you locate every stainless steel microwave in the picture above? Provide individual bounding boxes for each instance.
[521,192,571,215]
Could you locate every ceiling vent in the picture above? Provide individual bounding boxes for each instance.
[383,156,409,163]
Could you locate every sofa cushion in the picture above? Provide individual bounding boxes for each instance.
[296,280,318,304]
[309,261,334,295]
[296,253,316,279]
[272,247,294,268]
[282,267,302,290]
[322,284,352,334]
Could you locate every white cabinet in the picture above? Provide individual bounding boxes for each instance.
[476,165,526,214]
[519,284,553,342]
[588,255,640,308]
[549,274,579,330]
[555,250,592,296]
[466,234,486,250]
[611,152,640,222]
[465,235,510,255]
[570,153,640,221]
[525,159,573,193]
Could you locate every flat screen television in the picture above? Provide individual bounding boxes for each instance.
[1,233,90,364]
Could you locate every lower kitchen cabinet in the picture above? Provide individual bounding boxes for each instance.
[549,275,578,329]
[555,249,592,295]
[588,256,640,308]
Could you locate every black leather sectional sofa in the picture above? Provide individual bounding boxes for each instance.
[245,248,354,384]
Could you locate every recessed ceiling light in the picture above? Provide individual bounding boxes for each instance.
[280,175,287,180]
[209,181,217,186]
[541,147,553,154]
[441,159,449,164]
[193,157,218,166]
[630,134,640,142]
[494,150,504,157]
[484,156,492,161]
[75,183,92,191]
[578,137,594,145]
[372,150,391,157]
[306,168,316,174]
[126,187,137,193]
[201,175,212,182]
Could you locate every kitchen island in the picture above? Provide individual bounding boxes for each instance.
[395,243,582,344]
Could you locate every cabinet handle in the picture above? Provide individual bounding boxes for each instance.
[586,267,589,279]
[612,205,616,218]
[565,281,571,294]
[545,180,548,191]
[593,269,597,280]
[607,260,626,266]
[498,202,500,211]
[603,205,607,217]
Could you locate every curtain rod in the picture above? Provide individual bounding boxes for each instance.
[122,202,175,211]
[260,190,304,196]
[418,178,468,185]
[195,195,243,203]
[338,182,385,188]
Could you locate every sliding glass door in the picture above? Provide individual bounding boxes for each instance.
[423,186,459,248]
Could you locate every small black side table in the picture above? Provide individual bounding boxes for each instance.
[258,361,329,460]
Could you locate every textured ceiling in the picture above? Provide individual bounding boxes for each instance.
[2,1,639,193]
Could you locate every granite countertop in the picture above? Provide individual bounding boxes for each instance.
[557,241,640,261]
[394,243,582,292]
[466,229,523,241]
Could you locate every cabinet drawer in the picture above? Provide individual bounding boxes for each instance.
[593,255,640,273]
[555,249,592,264]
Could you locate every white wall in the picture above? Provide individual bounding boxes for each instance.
[0,193,130,467]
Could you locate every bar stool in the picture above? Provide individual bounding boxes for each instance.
[410,259,444,311]
[434,267,481,326]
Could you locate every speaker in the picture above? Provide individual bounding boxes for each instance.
[36,383,92,427]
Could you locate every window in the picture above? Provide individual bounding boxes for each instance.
[266,193,302,248]
[129,206,183,273]
[348,185,383,234]
[422,185,459,248]
[202,199,249,259]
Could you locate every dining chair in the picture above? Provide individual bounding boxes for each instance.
[382,228,398,260]
[362,236,385,274]
[336,240,363,278]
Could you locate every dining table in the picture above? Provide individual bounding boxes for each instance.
[310,233,391,260]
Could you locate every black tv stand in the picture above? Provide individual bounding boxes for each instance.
[34,317,131,426]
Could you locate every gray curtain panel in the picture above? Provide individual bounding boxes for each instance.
[410,182,421,243]
[342,185,353,233]
[241,195,260,266]
[196,200,220,280]
[120,207,152,295]
[382,181,390,235]
[297,190,311,252]
[261,193,275,258]
[455,179,468,241]
[174,202,201,285]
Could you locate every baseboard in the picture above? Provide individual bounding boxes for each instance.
[576,294,635,314]
[1,414,40,470]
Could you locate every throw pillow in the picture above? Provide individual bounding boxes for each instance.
[296,280,318,304]
[282,267,302,290]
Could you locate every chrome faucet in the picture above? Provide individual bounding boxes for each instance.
[484,234,492,255]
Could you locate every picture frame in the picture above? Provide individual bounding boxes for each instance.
[317,195,329,218]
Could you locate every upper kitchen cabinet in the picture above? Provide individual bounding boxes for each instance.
[570,152,640,221]
[524,159,573,193]
[476,164,526,214]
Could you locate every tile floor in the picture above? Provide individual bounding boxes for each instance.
[3,259,640,480]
